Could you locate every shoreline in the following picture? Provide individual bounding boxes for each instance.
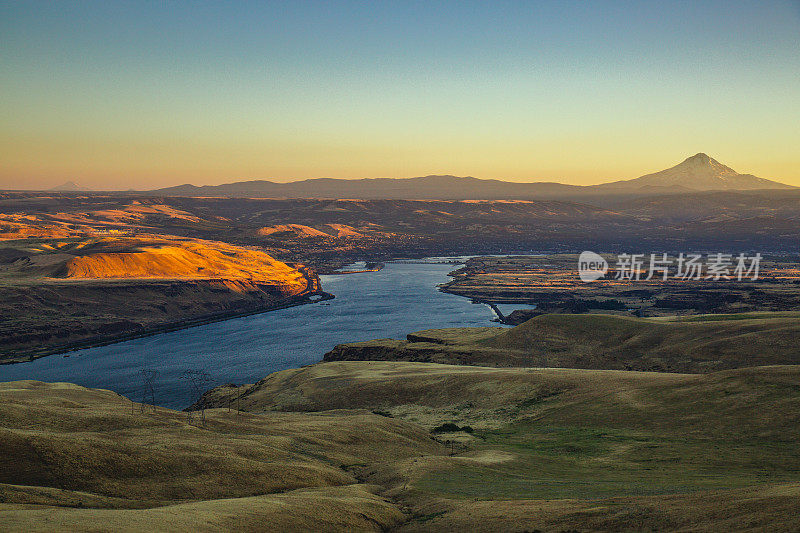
[0,258,506,409]
[330,267,383,274]
[319,261,386,275]
[2,263,333,365]
[2,290,335,365]
[1,259,468,367]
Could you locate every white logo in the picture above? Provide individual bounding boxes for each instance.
[578,251,608,282]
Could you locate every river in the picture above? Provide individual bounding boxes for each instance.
[0,261,507,408]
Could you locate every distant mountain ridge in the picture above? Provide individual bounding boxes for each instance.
[155,175,583,200]
[596,153,790,192]
[51,181,91,192]
[153,154,794,199]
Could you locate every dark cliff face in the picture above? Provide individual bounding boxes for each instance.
[322,339,525,367]
[0,277,316,363]
[323,340,414,363]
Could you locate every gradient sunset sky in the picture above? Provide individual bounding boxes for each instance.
[1,1,799,190]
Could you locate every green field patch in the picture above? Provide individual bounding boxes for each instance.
[416,423,800,500]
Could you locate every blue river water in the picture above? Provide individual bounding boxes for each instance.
[0,261,507,409]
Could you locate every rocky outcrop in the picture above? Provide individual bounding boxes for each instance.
[322,336,535,368]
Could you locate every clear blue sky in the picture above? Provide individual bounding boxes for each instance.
[2,0,799,189]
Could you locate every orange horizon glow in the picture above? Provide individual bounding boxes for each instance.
[3,140,799,191]
[2,2,798,190]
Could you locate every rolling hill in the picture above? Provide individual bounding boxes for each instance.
[154,174,584,200]
[4,359,800,531]
[0,380,438,532]
[195,359,800,531]
[323,312,800,373]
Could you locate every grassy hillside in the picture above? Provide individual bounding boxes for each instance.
[482,312,800,371]
[325,312,800,373]
[0,380,443,532]
[5,359,800,531]
[199,360,800,532]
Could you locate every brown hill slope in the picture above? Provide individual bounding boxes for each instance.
[3,362,799,531]
[0,236,313,362]
[55,238,306,287]
[197,361,800,531]
[0,380,441,531]
[324,312,800,373]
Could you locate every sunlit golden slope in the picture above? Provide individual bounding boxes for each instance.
[258,224,330,238]
[257,223,367,239]
[0,236,313,361]
[0,214,75,240]
[58,239,306,289]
